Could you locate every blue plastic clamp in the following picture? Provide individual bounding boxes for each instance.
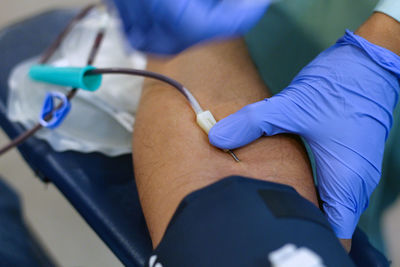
[39,92,71,129]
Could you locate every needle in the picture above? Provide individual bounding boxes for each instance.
[226,149,240,162]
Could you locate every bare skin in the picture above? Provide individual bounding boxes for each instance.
[133,39,319,248]
[356,12,400,56]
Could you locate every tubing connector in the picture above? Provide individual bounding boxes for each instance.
[29,65,102,91]
[196,110,240,162]
[196,110,217,134]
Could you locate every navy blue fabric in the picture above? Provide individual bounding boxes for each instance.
[0,10,152,267]
[349,228,390,267]
[0,177,56,267]
[258,189,331,230]
[152,176,354,267]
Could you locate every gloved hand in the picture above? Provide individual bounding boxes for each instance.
[110,0,270,54]
[209,30,400,238]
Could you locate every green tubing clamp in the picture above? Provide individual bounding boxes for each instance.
[29,65,102,91]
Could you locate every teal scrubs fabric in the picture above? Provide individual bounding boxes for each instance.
[245,0,398,254]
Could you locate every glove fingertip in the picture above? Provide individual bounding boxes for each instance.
[208,125,236,150]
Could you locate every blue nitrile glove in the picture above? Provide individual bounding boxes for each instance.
[111,0,270,54]
[209,30,400,238]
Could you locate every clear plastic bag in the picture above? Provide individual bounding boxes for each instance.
[7,9,146,156]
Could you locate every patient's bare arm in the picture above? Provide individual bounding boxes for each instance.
[133,39,319,248]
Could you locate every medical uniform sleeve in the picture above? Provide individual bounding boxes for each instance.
[375,0,400,23]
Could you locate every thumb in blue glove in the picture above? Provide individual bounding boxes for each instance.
[110,0,270,54]
[209,30,400,238]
